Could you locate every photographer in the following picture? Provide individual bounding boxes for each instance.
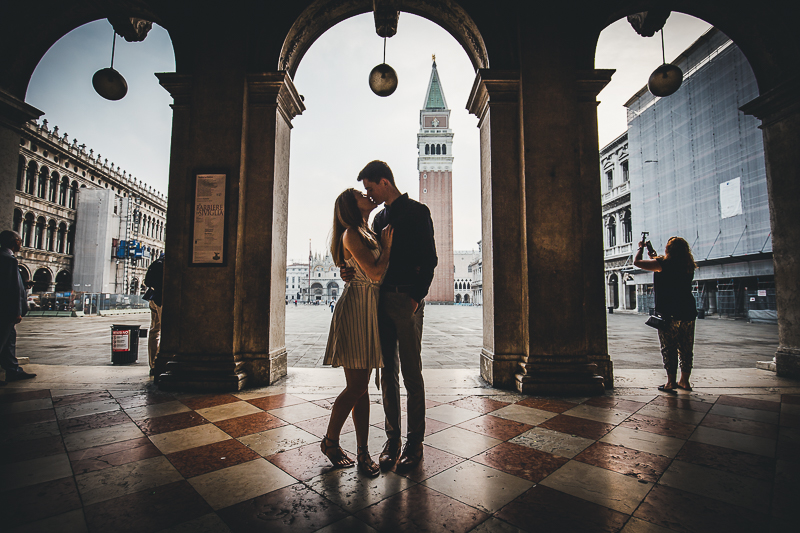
[634,236,698,393]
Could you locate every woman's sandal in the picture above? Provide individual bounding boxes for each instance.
[357,446,380,477]
[658,385,678,394]
[321,435,354,468]
[676,383,693,391]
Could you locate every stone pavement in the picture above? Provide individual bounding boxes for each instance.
[14,306,780,370]
[0,367,798,533]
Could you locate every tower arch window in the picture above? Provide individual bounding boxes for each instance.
[425,144,429,155]
[442,144,446,155]
[436,144,441,155]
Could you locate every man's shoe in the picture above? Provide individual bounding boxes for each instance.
[397,441,424,470]
[6,369,36,381]
[379,439,402,470]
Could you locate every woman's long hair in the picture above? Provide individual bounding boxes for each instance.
[663,236,697,274]
[330,188,377,266]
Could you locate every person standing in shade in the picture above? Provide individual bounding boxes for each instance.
[634,236,698,393]
[343,160,437,470]
[0,230,35,383]
[144,252,164,377]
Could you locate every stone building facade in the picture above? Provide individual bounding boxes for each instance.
[13,119,166,303]
[286,252,342,304]
[454,249,479,303]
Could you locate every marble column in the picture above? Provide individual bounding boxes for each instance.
[741,79,800,378]
[0,90,42,229]
[155,71,303,391]
[467,70,527,389]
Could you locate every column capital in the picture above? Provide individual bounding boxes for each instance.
[246,72,305,126]
[576,69,615,104]
[466,69,519,126]
[0,89,42,132]
[155,73,192,110]
[740,76,800,127]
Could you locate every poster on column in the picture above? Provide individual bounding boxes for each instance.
[192,173,227,264]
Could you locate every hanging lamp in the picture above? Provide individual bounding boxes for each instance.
[92,29,128,101]
[369,37,398,97]
[648,29,683,97]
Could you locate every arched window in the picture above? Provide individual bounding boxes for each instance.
[606,217,617,248]
[32,268,52,293]
[69,181,78,209]
[13,209,22,233]
[436,144,441,155]
[37,167,48,198]
[34,217,45,249]
[46,220,56,252]
[425,144,429,155]
[25,162,37,194]
[22,213,34,247]
[17,156,25,190]
[66,225,75,255]
[48,173,59,202]
[55,270,72,292]
[621,209,632,244]
[58,177,68,206]
[442,144,446,155]
[57,223,67,254]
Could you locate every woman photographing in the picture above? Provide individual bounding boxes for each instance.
[634,236,698,393]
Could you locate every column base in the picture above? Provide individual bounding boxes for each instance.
[157,356,248,392]
[776,347,800,379]
[589,354,614,390]
[515,357,605,396]
[242,348,288,387]
[480,349,520,389]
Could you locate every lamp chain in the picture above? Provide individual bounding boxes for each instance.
[660,29,666,65]
[111,31,117,69]
[383,37,386,64]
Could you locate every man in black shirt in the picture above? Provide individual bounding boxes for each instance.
[348,160,437,470]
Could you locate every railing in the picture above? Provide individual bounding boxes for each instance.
[604,242,633,258]
[601,181,630,205]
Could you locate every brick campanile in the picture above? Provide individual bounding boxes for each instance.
[418,57,454,303]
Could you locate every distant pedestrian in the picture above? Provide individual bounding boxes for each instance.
[330,300,335,313]
[294,299,297,306]
[0,230,35,383]
[634,236,698,393]
[144,253,164,377]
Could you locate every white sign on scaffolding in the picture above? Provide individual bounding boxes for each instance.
[720,177,743,219]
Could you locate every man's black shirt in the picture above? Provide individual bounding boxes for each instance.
[372,193,438,303]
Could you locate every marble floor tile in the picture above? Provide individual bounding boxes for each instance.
[709,403,780,425]
[776,425,800,461]
[0,388,51,403]
[456,414,532,440]
[233,387,287,400]
[689,425,775,458]
[267,441,346,482]
[472,441,569,483]
[649,395,713,413]
[634,484,769,533]
[367,405,386,425]
[717,394,781,412]
[1,476,82,529]
[180,393,240,410]
[238,424,319,457]
[55,399,120,420]
[0,397,52,414]
[495,484,629,533]
[294,413,352,438]
[339,424,388,456]
[116,391,176,410]
[190,458,297,510]
[539,414,615,440]
[166,438,260,478]
[0,434,65,464]
[514,397,577,413]
[195,400,262,423]
[69,436,162,475]
[83,480,211,533]
[75,455,182,506]
[620,517,676,533]
[0,420,60,444]
[620,413,696,439]
[468,517,527,533]
[269,402,332,423]
[583,396,646,413]
[701,412,778,438]
[215,411,287,438]
[307,466,414,513]
[63,421,146,452]
[390,443,465,483]
[423,416,452,436]
[418,404,481,425]
[423,460,533,514]
[675,440,775,481]
[123,400,190,421]
[1,407,56,427]
[246,392,307,411]
[52,391,113,407]
[149,423,230,455]
[491,404,558,426]
[600,426,685,458]
[636,404,706,425]
[575,441,672,483]
[562,404,631,425]
[7,508,88,533]
[782,402,800,416]
[156,512,233,533]
[780,411,800,429]
[135,410,209,436]
[355,484,489,533]
[449,395,510,414]
[217,482,348,533]
[510,427,594,459]
[423,426,502,458]
[316,515,379,533]
[539,460,651,514]
[659,459,771,511]
[58,410,131,435]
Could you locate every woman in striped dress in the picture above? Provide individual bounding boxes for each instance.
[321,188,393,476]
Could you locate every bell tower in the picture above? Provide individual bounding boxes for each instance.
[418,56,454,303]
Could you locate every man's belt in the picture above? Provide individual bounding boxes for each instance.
[381,284,414,293]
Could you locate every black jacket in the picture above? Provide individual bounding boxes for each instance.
[372,194,438,303]
[0,248,27,321]
[144,257,164,307]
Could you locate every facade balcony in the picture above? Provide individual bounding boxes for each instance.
[601,181,630,206]
[604,242,633,259]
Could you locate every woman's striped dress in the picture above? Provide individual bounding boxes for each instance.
[323,248,383,369]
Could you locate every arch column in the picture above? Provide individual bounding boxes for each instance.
[0,90,42,229]
[741,79,800,378]
[155,70,303,391]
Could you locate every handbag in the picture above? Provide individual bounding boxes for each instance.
[645,314,668,330]
[143,287,155,301]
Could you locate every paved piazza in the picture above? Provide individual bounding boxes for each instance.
[14,305,779,370]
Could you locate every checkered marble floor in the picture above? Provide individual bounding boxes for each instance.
[1,378,798,532]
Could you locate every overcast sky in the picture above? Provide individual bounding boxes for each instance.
[26,12,710,262]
